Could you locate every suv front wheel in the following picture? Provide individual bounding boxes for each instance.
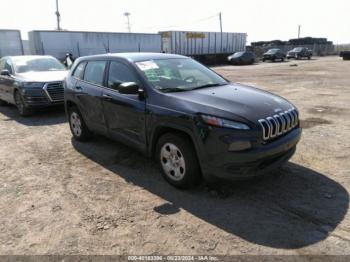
[68,106,91,141]
[156,133,201,188]
[14,90,32,116]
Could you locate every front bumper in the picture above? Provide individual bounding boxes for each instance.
[22,86,64,108]
[198,127,302,180]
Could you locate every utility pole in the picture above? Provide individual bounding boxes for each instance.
[298,25,301,38]
[219,12,223,52]
[124,12,131,32]
[55,0,61,31]
[219,12,223,34]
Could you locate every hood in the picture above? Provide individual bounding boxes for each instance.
[166,84,295,123]
[15,70,68,83]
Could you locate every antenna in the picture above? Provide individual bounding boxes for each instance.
[298,25,301,38]
[55,0,61,30]
[124,12,131,32]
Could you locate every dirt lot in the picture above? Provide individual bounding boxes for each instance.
[0,56,349,255]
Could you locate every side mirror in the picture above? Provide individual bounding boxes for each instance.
[0,69,10,76]
[118,82,140,95]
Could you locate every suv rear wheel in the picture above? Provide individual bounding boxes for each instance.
[68,106,91,141]
[156,133,201,188]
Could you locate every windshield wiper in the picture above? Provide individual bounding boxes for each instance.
[156,87,187,93]
[189,83,227,91]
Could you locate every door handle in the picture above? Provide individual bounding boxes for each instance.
[75,85,82,90]
[102,94,112,100]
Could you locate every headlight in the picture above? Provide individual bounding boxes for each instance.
[201,115,250,130]
[23,82,45,88]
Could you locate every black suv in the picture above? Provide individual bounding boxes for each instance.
[262,49,286,62]
[287,47,312,60]
[64,53,301,188]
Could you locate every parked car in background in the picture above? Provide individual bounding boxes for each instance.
[340,51,350,60]
[0,55,68,116]
[287,47,312,60]
[262,49,286,62]
[65,53,301,189]
[227,51,256,65]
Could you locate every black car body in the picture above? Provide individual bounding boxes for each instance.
[0,56,68,116]
[262,49,286,62]
[64,53,301,188]
[227,51,256,65]
[287,47,312,60]
[340,51,350,60]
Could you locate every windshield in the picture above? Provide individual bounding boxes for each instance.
[135,58,228,92]
[266,49,279,54]
[293,47,303,52]
[232,52,244,58]
[13,57,66,73]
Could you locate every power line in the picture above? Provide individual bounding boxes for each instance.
[138,13,220,31]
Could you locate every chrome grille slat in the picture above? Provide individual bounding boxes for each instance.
[43,82,64,102]
[258,108,299,141]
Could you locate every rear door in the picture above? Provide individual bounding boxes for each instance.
[102,60,146,151]
[75,60,107,134]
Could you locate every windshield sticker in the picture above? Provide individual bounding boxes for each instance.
[136,61,159,71]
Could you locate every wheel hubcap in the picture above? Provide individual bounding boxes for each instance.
[70,112,82,137]
[160,143,186,181]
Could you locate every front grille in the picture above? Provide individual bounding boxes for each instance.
[44,82,64,102]
[258,108,299,141]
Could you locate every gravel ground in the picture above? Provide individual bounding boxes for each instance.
[0,56,349,255]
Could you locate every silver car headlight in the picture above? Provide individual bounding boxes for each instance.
[201,114,250,130]
[23,82,45,88]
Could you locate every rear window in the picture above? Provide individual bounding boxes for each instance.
[83,61,107,86]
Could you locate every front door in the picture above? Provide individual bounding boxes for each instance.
[0,58,15,103]
[102,60,146,151]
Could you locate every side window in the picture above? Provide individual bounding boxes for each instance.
[72,62,86,80]
[4,60,13,74]
[108,61,139,90]
[83,61,107,86]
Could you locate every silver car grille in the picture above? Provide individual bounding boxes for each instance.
[43,82,64,102]
[258,108,299,141]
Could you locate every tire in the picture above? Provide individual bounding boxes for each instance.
[308,56,311,60]
[262,58,266,62]
[14,90,32,116]
[281,57,285,62]
[0,99,7,106]
[156,133,201,189]
[68,106,92,141]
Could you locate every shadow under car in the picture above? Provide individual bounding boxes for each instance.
[72,136,349,249]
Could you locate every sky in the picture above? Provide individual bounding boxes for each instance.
[1,0,349,44]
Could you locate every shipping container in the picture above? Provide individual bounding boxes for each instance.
[0,29,24,57]
[28,30,162,60]
[160,31,247,56]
